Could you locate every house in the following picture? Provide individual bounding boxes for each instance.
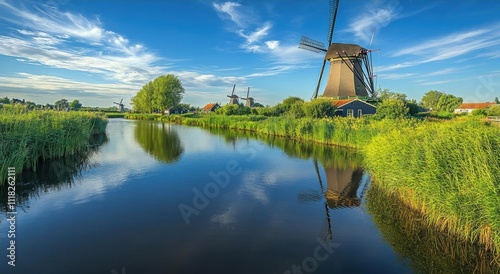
[454,102,497,114]
[332,99,377,118]
[201,103,220,113]
[165,105,189,115]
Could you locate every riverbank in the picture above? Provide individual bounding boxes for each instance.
[0,107,108,183]
[126,113,420,148]
[125,112,500,261]
[365,119,500,259]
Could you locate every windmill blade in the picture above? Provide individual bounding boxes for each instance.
[327,0,340,45]
[246,87,250,100]
[299,36,326,53]
[369,27,376,49]
[120,98,123,104]
[231,84,236,96]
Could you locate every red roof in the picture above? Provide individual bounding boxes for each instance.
[202,103,218,111]
[332,99,354,108]
[456,102,496,109]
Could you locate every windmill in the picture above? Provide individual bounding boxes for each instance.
[299,0,376,99]
[226,84,239,105]
[240,87,254,107]
[113,98,125,112]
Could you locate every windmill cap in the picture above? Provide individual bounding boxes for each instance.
[325,43,367,60]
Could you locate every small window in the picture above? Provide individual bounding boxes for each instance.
[358,109,363,117]
[347,109,354,117]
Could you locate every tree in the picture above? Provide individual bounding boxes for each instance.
[132,74,184,113]
[378,88,407,101]
[282,96,304,109]
[495,97,499,104]
[0,96,10,104]
[253,102,264,108]
[436,94,462,112]
[375,98,409,119]
[487,105,500,116]
[55,99,69,111]
[69,99,82,110]
[420,90,444,110]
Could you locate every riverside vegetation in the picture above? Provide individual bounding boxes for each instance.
[126,93,500,262]
[0,104,108,183]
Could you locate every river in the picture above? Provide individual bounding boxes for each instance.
[0,119,493,273]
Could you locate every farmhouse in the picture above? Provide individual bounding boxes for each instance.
[454,102,496,114]
[201,103,220,113]
[165,105,189,115]
[332,99,377,118]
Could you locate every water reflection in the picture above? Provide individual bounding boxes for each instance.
[203,127,367,244]
[366,184,499,274]
[0,133,108,212]
[134,121,184,163]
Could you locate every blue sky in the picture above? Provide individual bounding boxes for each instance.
[0,0,499,108]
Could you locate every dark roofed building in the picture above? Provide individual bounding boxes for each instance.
[333,99,376,118]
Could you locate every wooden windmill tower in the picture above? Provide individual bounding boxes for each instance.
[299,0,375,99]
[227,84,239,105]
[113,98,125,112]
[240,87,254,107]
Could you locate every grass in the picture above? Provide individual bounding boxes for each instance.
[0,105,108,183]
[364,119,500,258]
[154,114,420,148]
[366,184,500,273]
[104,112,126,118]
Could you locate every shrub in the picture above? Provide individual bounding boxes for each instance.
[471,108,487,117]
[303,99,335,118]
[375,98,409,119]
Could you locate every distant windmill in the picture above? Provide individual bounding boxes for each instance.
[113,98,125,112]
[240,87,254,107]
[227,84,239,105]
[298,0,376,99]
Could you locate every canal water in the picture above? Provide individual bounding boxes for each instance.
[0,119,493,273]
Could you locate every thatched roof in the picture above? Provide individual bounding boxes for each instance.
[325,43,366,60]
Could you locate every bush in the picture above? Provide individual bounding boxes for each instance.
[487,105,500,116]
[215,104,251,116]
[303,99,335,118]
[287,102,306,118]
[472,108,487,117]
[375,98,409,119]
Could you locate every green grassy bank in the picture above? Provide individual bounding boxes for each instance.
[133,113,420,148]
[364,119,500,257]
[0,106,108,183]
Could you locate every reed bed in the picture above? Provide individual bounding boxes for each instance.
[0,108,108,183]
[364,119,500,258]
[366,184,500,273]
[158,114,420,148]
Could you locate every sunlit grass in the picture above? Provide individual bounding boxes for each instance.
[364,119,500,258]
[0,106,108,183]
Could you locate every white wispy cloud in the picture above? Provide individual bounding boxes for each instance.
[212,1,320,76]
[381,26,500,72]
[0,1,165,84]
[213,2,247,28]
[0,73,137,95]
[347,3,400,44]
[378,73,417,80]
